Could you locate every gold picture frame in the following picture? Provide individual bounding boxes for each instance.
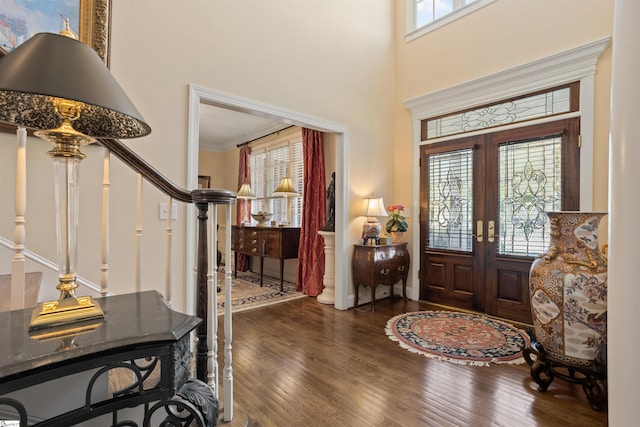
[0,0,111,64]
[79,0,113,66]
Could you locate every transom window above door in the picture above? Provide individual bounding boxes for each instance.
[421,83,579,141]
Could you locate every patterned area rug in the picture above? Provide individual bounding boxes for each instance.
[216,271,305,314]
[386,311,530,366]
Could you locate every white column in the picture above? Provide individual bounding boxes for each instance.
[609,0,640,424]
[317,231,336,305]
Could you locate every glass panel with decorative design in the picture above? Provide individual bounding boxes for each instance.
[428,148,473,251]
[498,137,562,256]
[425,87,571,140]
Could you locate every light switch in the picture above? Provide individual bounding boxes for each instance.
[159,202,178,220]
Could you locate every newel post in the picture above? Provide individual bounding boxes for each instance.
[195,201,209,382]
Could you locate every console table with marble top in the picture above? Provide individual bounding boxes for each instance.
[0,290,217,426]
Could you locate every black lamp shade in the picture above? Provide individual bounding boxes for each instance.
[0,33,151,138]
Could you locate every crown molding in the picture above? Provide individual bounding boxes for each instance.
[404,37,611,119]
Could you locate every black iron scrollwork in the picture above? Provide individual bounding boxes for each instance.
[0,397,27,426]
[144,379,218,427]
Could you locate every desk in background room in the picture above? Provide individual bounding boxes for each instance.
[231,226,300,292]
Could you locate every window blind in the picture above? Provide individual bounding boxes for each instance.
[250,139,304,226]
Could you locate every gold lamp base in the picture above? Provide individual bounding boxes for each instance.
[29,295,104,331]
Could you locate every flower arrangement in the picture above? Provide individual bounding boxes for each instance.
[385,205,408,233]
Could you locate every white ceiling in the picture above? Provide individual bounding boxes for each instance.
[199,103,291,152]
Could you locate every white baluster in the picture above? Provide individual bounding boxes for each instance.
[11,127,27,310]
[223,203,233,421]
[165,196,173,305]
[207,203,219,398]
[135,174,143,292]
[100,150,110,296]
[191,237,199,380]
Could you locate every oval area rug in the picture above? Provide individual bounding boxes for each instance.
[386,311,530,366]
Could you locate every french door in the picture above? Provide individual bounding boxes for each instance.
[419,119,580,324]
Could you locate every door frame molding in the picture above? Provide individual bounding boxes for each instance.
[404,37,610,301]
[186,85,350,313]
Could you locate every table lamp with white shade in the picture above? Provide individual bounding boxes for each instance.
[272,177,299,226]
[237,183,256,225]
[361,196,386,245]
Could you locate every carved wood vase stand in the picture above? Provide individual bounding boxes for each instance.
[523,211,607,410]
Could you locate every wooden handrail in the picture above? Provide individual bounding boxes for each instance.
[96,136,236,415]
[97,138,236,205]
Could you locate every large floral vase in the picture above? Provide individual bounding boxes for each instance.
[529,211,607,366]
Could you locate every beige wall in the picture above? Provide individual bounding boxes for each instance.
[393,0,614,250]
[0,0,396,311]
[198,151,225,190]
[198,147,239,262]
[0,0,616,311]
[112,0,396,292]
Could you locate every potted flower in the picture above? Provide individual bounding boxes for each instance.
[386,205,408,243]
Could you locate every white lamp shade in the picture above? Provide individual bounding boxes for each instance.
[273,177,299,197]
[361,197,385,243]
[363,197,386,217]
[237,183,256,199]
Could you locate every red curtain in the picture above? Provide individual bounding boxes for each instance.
[296,129,326,296]
[236,145,251,272]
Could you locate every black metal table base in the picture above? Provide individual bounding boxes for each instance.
[0,375,217,427]
[522,331,607,411]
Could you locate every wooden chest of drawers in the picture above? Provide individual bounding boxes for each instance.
[352,243,410,311]
[231,226,301,291]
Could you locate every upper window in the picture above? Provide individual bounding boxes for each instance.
[406,0,495,41]
[250,135,304,227]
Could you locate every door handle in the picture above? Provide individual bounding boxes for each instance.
[472,220,483,242]
[488,220,495,243]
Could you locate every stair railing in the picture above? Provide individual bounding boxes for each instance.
[3,129,236,420]
[97,137,236,420]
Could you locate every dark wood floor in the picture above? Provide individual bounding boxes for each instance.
[216,296,607,426]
